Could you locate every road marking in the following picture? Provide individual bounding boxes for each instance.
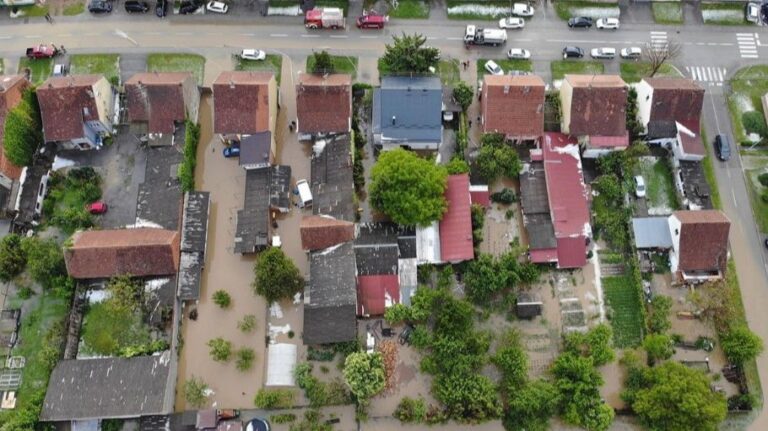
[270,33,288,37]
[686,66,727,85]
[446,37,463,41]
[719,43,735,46]
[732,189,738,208]
[175,32,192,36]
[301,34,320,38]
[0,36,11,40]
[427,36,439,40]
[56,33,72,37]
[24,35,42,39]
[737,33,759,59]
[329,35,348,38]
[145,32,162,36]
[239,33,255,36]
[359,35,378,39]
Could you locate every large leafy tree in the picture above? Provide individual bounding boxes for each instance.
[452,82,474,112]
[343,352,386,405]
[3,88,42,167]
[642,333,674,365]
[563,324,615,367]
[310,50,334,74]
[369,148,447,226]
[0,234,26,282]
[493,329,528,391]
[252,247,304,303]
[20,237,66,290]
[380,33,440,74]
[476,134,522,183]
[504,379,560,431]
[721,326,764,365]
[552,353,614,431]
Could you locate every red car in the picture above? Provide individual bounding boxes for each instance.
[86,202,108,214]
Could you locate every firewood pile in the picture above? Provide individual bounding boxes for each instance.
[378,340,398,393]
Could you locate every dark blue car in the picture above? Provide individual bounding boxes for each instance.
[223,145,240,158]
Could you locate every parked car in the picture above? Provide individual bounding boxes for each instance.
[562,46,584,59]
[125,0,149,12]
[156,0,168,17]
[715,134,731,161]
[568,16,593,28]
[591,47,616,59]
[761,3,768,23]
[620,47,642,59]
[634,176,646,198]
[511,3,534,17]
[596,17,620,29]
[223,144,240,158]
[88,0,112,14]
[747,2,760,23]
[245,418,271,431]
[87,202,108,214]
[206,1,228,13]
[507,48,531,59]
[484,60,504,76]
[498,17,525,29]
[240,49,266,61]
[179,1,199,14]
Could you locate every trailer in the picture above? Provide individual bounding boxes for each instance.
[464,25,507,46]
[305,7,345,29]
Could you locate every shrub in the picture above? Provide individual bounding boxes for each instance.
[742,111,768,137]
[384,303,413,324]
[647,295,673,334]
[237,314,257,332]
[254,388,295,409]
[762,191,768,204]
[759,172,768,187]
[0,234,26,282]
[270,413,297,424]
[236,348,256,371]
[207,337,233,362]
[212,290,232,308]
[252,247,304,303]
[179,120,201,192]
[81,302,151,356]
[184,377,209,408]
[477,134,522,182]
[394,397,427,423]
[491,188,516,205]
[721,326,764,365]
[445,156,470,175]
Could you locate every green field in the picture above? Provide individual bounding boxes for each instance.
[70,54,121,86]
[603,275,644,348]
[438,59,461,86]
[477,58,534,79]
[619,62,682,83]
[728,66,768,144]
[388,0,429,19]
[147,53,206,86]
[701,2,747,25]
[306,55,358,79]
[235,54,283,85]
[17,57,53,84]
[551,60,604,80]
[554,1,620,20]
[651,1,683,24]
[446,0,510,20]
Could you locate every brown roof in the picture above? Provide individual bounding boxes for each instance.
[565,75,627,136]
[37,75,104,142]
[213,71,273,134]
[481,75,545,139]
[65,228,180,279]
[644,77,704,124]
[0,75,28,180]
[125,72,194,134]
[675,210,730,274]
[300,215,355,250]
[296,73,352,134]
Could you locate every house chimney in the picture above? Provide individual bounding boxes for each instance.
[503,85,510,94]
[392,116,396,125]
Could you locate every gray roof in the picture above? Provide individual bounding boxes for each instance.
[136,142,185,230]
[632,217,673,248]
[240,132,272,167]
[527,221,557,250]
[373,76,443,144]
[269,165,292,211]
[311,134,355,221]
[647,120,678,140]
[520,162,549,215]
[178,192,210,300]
[355,245,399,276]
[303,304,357,345]
[234,168,271,254]
[41,353,172,421]
[679,161,713,209]
[354,223,416,274]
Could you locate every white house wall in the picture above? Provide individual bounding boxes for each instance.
[636,80,653,133]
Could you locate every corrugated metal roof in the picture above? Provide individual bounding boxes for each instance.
[632,217,673,248]
[439,174,474,263]
[356,274,400,316]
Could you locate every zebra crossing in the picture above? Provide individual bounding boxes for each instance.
[650,31,668,50]
[685,66,727,86]
[737,33,759,59]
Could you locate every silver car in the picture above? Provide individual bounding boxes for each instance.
[590,47,616,59]
[507,48,532,59]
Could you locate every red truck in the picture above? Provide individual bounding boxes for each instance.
[304,7,345,29]
[25,44,59,59]
[356,13,388,29]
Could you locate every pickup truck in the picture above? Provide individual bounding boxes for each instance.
[26,45,59,59]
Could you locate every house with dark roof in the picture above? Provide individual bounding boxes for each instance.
[125,72,199,146]
[0,75,30,212]
[560,75,629,158]
[296,73,352,139]
[234,165,292,253]
[311,134,355,221]
[64,228,180,279]
[36,75,115,150]
[301,215,356,251]
[481,75,545,142]
[178,192,210,301]
[372,76,443,151]
[213,71,277,137]
[40,352,173,424]
[239,131,274,170]
[668,210,730,281]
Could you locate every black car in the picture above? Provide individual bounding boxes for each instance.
[563,46,585,59]
[88,0,112,13]
[125,0,150,12]
[715,134,731,161]
[179,1,199,14]
[568,16,593,28]
[156,0,167,17]
[245,418,271,431]
[762,3,768,24]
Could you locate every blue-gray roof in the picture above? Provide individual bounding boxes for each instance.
[632,217,673,248]
[373,76,443,144]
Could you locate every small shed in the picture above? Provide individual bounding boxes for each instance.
[266,343,297,386]
[632,217,673,249]
[240,132,274,170]
[516,293,543,319]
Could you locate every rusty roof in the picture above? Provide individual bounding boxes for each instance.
[300,215,356,251]
[0,75,28,180]
[439,174,474,263]
[296,73,352,134]
[213,71,273,134]
[125,72,195,134]
[481,75,545,139]
[565,74,627,136]
[644,77,704,124]
[674,210,730,274]
[37,75,105,142]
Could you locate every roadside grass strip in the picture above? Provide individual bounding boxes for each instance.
[388,0,430,19]
[236,54,283,84]
[438,59,461,86]
[701,2,747,25]
[63,1,86,16]
[551,60,604,80]
[651,1,683,24]
[447,0,513,20]
[306,55,358,79]
[728,66,768,144]
[620,62,681,83]
[17,57,53,84]
[602,275,644,348]
[147,53,205,86]
[477,58,534,80]
[70,54,120,86]
[554,1,620,20]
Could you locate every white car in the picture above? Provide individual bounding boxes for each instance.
[746,2,760,23]
[512,3,534,17]
[206,1,228,13]
[240,49,266,61]
[498,17,525,29]
[590,47,616,59]
[484,60,504,76]
[596,17,620,30]
[507,48,531,59]
[620,47,642,59]
[634,176,646,198]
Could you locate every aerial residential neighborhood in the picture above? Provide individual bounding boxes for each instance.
[1,1,768,430]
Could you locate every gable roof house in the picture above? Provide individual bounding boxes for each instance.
[668,210,730,282]
[296,73,352,139]
[0,75,30,212]
[560,74,629,158]
[125,72,200,146]
[36,75,115,151]
[233,165,292,253]
[372,76,443,151]
[64,228,180,279]
[481,75,545,142]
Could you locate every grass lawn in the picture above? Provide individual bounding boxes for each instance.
[388,0,429,19]
[477,58,534,78]
[637,157,680,213]
[438,59,460,86]
[551,60,604,80]
[306,55,357,79]
[446,0,510,20]
[603,275,644,348]
[17,4,49,17]
[619,62,681,83]
[700,127,723,210]
[147,53,206,86]
[43,169,102,234]
[235,54,283,85]
[745,164,768,232]
[70,54,120,85]
[17,57,53,85]
[651,1,683,24]
[701,2,747,25]
[728,66,768,144]
[554,1,620,20]
[63,1,86,16]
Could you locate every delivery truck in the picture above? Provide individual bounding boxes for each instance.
[464,25,507,46]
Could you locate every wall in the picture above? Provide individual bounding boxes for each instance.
[635,80,653,133]
[559,80,574,134]
[668,214,682,273]
[92,78,115,131]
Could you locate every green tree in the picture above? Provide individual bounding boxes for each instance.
[212,290,232,308]
[184,377,209,408]
[3,90,42,167]
[207,337,233,362]
[742,111,768,137]
[503,379,560,431]
[493,329,528,391]
[369,148,447,226]
[476,134,522,182]
[380,33,440,74]
[311,50,334,74]
[647,295,673,334]
[463,253,506,303]
[393,396,427,423]
[434,373,502,422]
[0,234,26,282]
[452,81,474,112]
[254,388,295,409]
[631,361,727,431]
[552,352,613,431]
[626,88,644,140]
[642,333,674,365]
[252,247,305,303]
[721,326,764,365]
[105,275,143,313]
[445,156,470,175]
[343,352,386,405]
[563,324,615,366]
[236,347,256,371]
[238,314,257,332]
[20,237,66,289]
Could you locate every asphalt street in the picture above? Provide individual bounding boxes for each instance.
[2,4,768,429]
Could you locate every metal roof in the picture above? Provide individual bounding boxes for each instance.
[439,174,474,263]
[632,217,673,249]
[239,132,272,167]
[234,168,270,254]
[373,76,443,144]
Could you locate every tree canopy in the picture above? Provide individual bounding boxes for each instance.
[252,247,304,303]
[452,82,474,112]
[311,50,333,74]
[369,148,447,226]
[504,379,560,431]
[343,352,386,404]
[642,334,674,365]
[20,237,67,290]
[3,88,42,167]
[476,134,522,183]
[380,33,440,74]
[0,234,26,282]
[552,353,614,431]
[721,326,764,365]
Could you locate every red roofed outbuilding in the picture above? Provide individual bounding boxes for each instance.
[356,274,400,316]
[439,174,474,263]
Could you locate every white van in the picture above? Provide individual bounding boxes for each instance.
[296,179,313,208]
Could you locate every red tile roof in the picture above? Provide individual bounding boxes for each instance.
[213,71,273,135]
[644,77,704,124]
[589,133,630,149]
[37,75,105,142]
[439,174,474,263]
[0,75,28,180]
[125,72,195,134]
[356,274,400,316]
[300,215,356,250]
[675,210,730,274]
[481,75,545,139]
[542,133,590,268]
[296,73,352,134]
[564,75,627,136]
[676,120,705,157]
[65,228,180,279]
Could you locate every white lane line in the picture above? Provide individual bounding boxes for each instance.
[301,34,320,38]
[0,36,11,40]
[732,189,738,208]
[737,33,754,36]
[427,36,439,40]
[742,54,759,58]
[720,43,735,46]
[239,33,255,36]
[446,37,463,41]
[24,35,42,39]
[176,32,192,36]
[359,35,378,39]
[270,34,288,37]
[650,31,667,34]
[329,35,348,38]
